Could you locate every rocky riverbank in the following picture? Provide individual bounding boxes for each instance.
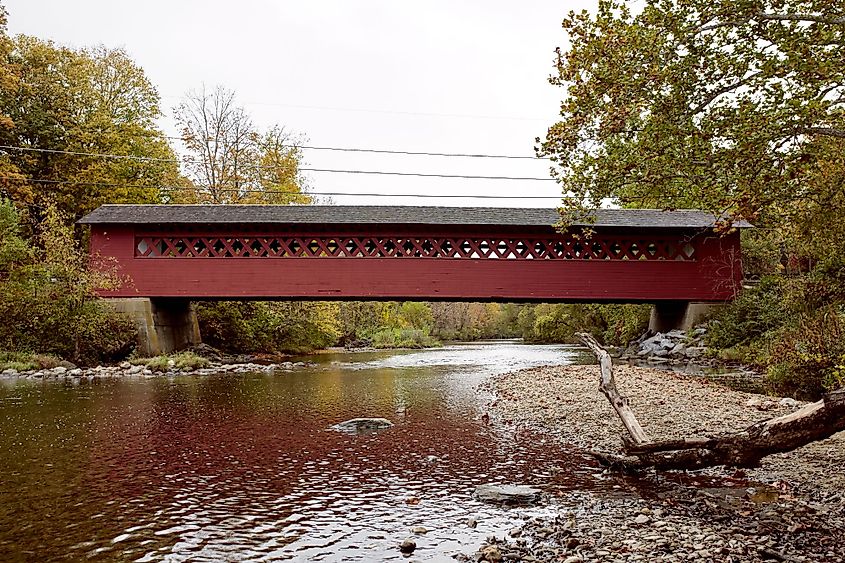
[468,364,845,562]
[0,359,314,380]
[610,328,763,389]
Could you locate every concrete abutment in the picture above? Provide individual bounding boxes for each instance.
[106,298,201,356]
[648,301,723,333]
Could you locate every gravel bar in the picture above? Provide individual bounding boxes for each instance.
[464,365,845,562]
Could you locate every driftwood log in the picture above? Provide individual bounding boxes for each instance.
[577,332,845,470]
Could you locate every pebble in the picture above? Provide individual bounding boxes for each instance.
[470,363,845,563]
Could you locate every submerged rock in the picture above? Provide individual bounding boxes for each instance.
[474,483,541,504]
[399,538,416,553]
[330,417,394,434]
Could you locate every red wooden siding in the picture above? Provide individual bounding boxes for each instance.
[88,224,742,302]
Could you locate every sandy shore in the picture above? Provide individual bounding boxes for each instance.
[487,364,845,494]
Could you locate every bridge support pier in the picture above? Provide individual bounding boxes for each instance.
[648,301,723,333]
[107,298,201,356]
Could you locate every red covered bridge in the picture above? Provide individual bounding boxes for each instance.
[79,205,747,354]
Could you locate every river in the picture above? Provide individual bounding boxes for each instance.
[0,341,622,561]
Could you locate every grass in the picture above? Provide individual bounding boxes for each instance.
[130,351,211,372]
[0,351,64,371]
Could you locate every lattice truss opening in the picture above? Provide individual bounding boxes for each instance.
[135,235,697,261]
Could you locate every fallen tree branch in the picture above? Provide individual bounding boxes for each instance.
[577,332,651,445]
[576,332,845,470]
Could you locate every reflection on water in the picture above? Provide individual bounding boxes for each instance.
[0,341,608,561]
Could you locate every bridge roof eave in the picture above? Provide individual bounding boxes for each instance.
[77,205,753,230]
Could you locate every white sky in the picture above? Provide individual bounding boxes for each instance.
[5,0,592,207]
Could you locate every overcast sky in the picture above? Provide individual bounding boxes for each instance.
[5,0,594,207]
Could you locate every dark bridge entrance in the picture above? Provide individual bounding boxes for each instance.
[79,205,747,353]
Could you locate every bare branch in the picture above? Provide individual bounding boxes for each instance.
[576,332,651,445]
[798,126,845,139]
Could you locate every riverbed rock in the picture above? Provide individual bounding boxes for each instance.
[479,545,503,562]
[474,483,541,504]
[639,333,677,355]
[399,538,416,553]
[778,397,800,409]
[330,417,394,434]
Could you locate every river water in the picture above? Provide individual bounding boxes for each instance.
[0,341,622,562]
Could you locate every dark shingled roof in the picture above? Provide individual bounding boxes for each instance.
[78,205,750,229]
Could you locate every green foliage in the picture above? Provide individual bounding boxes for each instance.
[765,307,845,399]
[370,328,440,349]
[707,264,845,398]
[0,351,62,371]
[540,0,845,399]
[0,199,136,365]
[705,277,790,350]
[429,302,523,341]
[519,303,650,345]
[131,352,210,372]
[0,35,182,221]
[196,301,339,354]
[540,0,845,245]
[397,301,433,331]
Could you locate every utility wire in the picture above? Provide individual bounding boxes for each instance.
[0,175,566,199]
[0,142,546,163]
[161,96,551,122]
[2,174,701,204]
[0,144,555,181]
[298,167,555,181]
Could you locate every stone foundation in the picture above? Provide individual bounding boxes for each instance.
[648,301,724,333]
[107,298,201,356]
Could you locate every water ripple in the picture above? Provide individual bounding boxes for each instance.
[0,342,612,561]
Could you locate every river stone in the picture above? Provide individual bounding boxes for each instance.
[399,538,416,553]
[330,417,393,434]
[474,483,541,504]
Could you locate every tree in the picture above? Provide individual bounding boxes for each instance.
[539,0,845,255]
[0,199,135,363]
[0,36,181,221]
[174,85,310,204]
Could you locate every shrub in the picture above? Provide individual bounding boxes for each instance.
[196,301,340,354]
[518,303,650,345]
[0,352,64,371]
[0,200,137,366]
[765,307,845,399]
[132,351,210,372]
[370,328,440,349]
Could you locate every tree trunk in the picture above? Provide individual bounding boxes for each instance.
[577,332,845,470]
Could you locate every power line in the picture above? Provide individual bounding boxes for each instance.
[0,175,566,199]
[0,142,546,162]
[0,144,555,181]
[161,96,551,122]
[2,174,703,204]
[272,145,545,160]
[299,167,555,181]
[167,137,547,159]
